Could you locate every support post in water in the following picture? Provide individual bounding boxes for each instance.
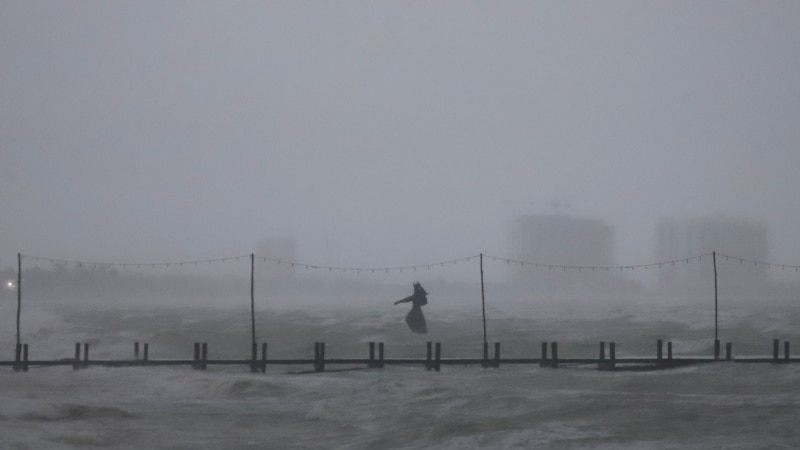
[785,341,790,363]
[551,342,558,369]
[773,339,780,363]
[668,341,673,360]
[726,342,732,361]
[261,342,267,373]
[715,340,721,361]
[250,341,258,373]
[73,343,81,370]
[14,343,21,372]
[426,341,432,371]
[368,342,376,368]
[609,342,616,371]
[378,342,384,369]
[657,339,663,361]
[540,342,548,367]
[143,343,149,365]
[482,341,489,368]
[83,343,89,369]
[22,344,28,372]
[201,343,208,370]
[434,342,441,372]
[193,342,200,370]
[134,342,140,361]
[494,342,501,368]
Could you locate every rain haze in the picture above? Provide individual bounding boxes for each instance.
[2,1,800,277]
[5,3,800,449]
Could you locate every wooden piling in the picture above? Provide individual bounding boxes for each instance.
[668,341,673,360]
[726,342,732,361]
[482,342,489,368]
[657,339,663,361]
[73,343,80,370]
[426,341,432,371]
[143,343,149,365]
[434,342,441,372]
[785,341,790,363]
[83,343,89,369]
[193,342,200,369]
[714,339,721,361]
[201,342,208,370]
[368,342,376,368]
[251,341,258,372]
[494,342,501,368]
[540,342,548,367]
[773,339,780,363]
[261,343,267,373]
[609,342,616,371]
[14,343,21,372]
[551,342,558,369]
[320,342,326,372]
[22,344,28,372]
[134,342,140,361]
[600,341,606,360]
[378,342,384,369]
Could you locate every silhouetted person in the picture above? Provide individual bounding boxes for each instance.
[394,282,428,334]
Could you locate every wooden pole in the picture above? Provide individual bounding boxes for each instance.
[668,341,673,360]
[494,342,501,368]
[726,342,732,361]
[610,342,616,371]
[201,343,208,370]
[773,339,780,362]
[551,342,558,368]
[143,343,149,365]
[785,341,790,363]
[134,342,140,361]
[22,344,28,372]
[480,253,487,355]
[16,253,21,347]
[434,342,441,372]
[378,342,384,369]
[657,339,663,361]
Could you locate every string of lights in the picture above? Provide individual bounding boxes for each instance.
[16,252,800,274]
[254,254,480,274]
[716,252,800,271]
[481,253,713,272]
[20,254,252,269]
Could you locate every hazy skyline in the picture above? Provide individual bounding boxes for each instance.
[2,1,799,272]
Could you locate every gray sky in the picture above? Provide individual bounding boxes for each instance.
[2,1,799,272]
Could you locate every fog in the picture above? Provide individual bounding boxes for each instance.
[2,2,799,296]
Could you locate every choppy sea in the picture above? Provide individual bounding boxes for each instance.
[2,296,800,449]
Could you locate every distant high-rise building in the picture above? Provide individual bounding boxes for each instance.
[656,216,768,286]
[507,214,614,289]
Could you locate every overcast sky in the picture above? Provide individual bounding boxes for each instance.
[2,1,799,272]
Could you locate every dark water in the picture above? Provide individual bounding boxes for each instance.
[2,299,800,448]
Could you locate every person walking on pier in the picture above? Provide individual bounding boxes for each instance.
[394,282,428,334]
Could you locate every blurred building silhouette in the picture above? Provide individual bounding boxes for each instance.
[656,216,768,287]
[507,214,615,291]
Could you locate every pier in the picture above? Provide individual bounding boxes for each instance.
[5,339,797,374]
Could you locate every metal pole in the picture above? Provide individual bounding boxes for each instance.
[250,253,256,347]
[480,253,487,350]
[16,253,22,346]
[713,251,718,347]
